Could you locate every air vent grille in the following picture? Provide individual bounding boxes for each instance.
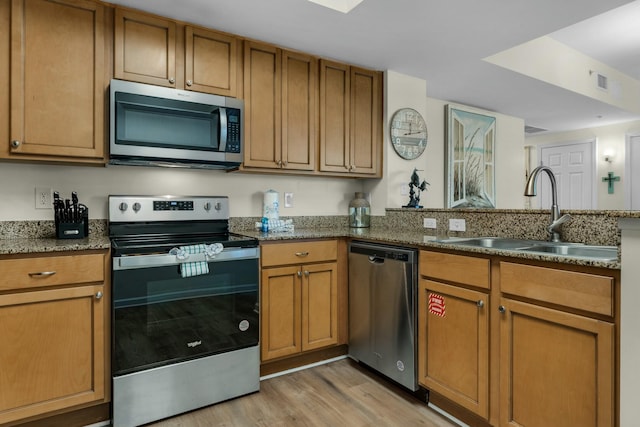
[524,125,548,134]
[597,73,608,90]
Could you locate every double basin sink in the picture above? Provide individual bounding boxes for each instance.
[435,237,618,262]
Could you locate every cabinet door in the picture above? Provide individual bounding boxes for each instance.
[319,59,350,173]
[1,2,8,155]
[243,41,281,169]
[114,8,176,87]
[261,265,301,361]
[301,262,338,351]
[185,26,239,97]
[0,285,105,425]
[350,66,381,176]
[281,50,317,171]
[418,279,489,419]
[8,0,105,161]
[499,298,614,427]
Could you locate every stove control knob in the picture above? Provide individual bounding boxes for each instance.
[132,202,141,212]
[119,202,128,212]
[214,202,222,211]
[204,202,211,211]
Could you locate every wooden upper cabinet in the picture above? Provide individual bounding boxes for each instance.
[319,60,382,177]
[319,60,349,174]
[243,41,316,171]
[114,8,177,87]
[185,26,239,97]
[6,0,106,163]
[114,8,240,96]
[243,41,281,169]
[281,50,317,171]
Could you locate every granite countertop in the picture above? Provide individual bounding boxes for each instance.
[0,225,619,269]
[237,227,621,270]
[0,235,111,255]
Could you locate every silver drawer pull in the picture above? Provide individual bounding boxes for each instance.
[295,252,309,257]
[28,271,56,277]
[95,291,103,300]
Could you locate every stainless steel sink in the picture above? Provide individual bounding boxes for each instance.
[435,237,618,261]
[519,244,618,261]
[436,237,542,250]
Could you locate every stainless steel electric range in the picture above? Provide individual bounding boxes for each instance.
[108,195,259,427]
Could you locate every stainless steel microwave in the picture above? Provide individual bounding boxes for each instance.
[109,79,243,170]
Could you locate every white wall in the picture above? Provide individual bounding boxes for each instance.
[526,120,640,209]
[0,162,363,220]
[365,70,525,213]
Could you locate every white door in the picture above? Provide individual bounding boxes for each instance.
[626,134,640,209]
[536,140,595,210]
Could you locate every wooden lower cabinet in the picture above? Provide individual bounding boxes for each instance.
[499,298,614,427]
[0,252,108,426]
[260,240,345,364]
[261,261,338,361]
[418,279,489,419]
[418,251,618,427]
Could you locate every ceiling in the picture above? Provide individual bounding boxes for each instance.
[107,0,640,135]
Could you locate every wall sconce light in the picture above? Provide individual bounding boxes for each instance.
[603,150,615,163]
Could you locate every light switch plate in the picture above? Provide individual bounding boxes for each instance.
[449,218,466,231]
[423,218,437,229]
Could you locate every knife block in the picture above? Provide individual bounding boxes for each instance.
[55,208,89,239]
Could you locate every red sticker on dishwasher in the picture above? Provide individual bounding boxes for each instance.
[428,293,446,317]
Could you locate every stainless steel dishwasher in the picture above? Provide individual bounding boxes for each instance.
[348,241,418,391]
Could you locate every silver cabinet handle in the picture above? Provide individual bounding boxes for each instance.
[282,161,288,167]
[95,291,103,300]
[304,270,309,277]
[28,271,56,277]
[168,77,175,84]
[11,140,21,148]
[186,80,192,86]
[295,252,309,257]
[477,300,484,308]
[297,270,302,277]
[498,305,506,313]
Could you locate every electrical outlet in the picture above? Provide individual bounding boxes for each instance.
[423,218,437,229]
[35,187,52,209]
[449,218,466,232]
[284,192,293,208]
[400,184,408,196]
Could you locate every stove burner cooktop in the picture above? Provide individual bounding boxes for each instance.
[108,195,257,256]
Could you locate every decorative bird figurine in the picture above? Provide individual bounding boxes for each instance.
[404,168,430,208]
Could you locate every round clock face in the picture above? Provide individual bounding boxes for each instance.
[390,108,428,160]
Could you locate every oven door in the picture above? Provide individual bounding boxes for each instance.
[111,247,259,377]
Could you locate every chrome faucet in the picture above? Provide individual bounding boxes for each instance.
[524,165,571,242]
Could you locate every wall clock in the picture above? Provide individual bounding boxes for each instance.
[390,108,428,160]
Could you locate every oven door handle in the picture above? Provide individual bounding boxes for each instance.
[113,247,259,270]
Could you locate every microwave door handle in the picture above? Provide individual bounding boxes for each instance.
[218,107,228,152]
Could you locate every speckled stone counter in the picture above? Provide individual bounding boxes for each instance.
[0,235,111,255]
[0,220,110,255]
[235,226,621,270]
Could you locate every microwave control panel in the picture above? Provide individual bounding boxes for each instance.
[226,109,241,153]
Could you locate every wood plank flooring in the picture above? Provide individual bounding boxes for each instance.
[146,358,458,427]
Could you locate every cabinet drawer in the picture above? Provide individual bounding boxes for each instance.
[420,251,490,289]
[261,240,337,267]
[0,254,104,292]
[500,262,614,317]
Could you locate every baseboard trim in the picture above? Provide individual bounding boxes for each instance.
[260,355,348,381]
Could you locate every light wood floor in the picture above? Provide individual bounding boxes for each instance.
[146,358,458,427]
